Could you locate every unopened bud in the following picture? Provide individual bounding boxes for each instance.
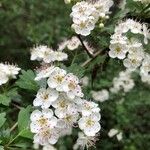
[99,23,104,28]
[64,0,71,4]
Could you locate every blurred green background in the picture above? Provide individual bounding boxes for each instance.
[0,0,150,150]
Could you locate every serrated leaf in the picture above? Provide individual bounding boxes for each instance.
[0,113,6,128]
[18,106,33,139]
[16,70,39,91]
[0,94,11,106]
[67,63,85,78]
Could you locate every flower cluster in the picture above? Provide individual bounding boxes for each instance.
[109,20,149,68]
[70,0,114,36]
[0,63,20,86]
[91,89,109,102]
[30,51,101,148]
[109,19,150,84]
[31,45,68,63]
[110,70,135,93]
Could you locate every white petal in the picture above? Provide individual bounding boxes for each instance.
[30,110,42,121]
[33,98,42,107]
[42,109,53,118]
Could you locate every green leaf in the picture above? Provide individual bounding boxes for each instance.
[16,70,39,91]
[67,63,85,78]
[0,113,6,128]
[0,146,4,150]
[18,106,33,139]
[0,94,11,106]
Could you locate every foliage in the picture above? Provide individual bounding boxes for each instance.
[0,0,150,150]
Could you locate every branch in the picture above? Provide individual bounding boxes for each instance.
[81,50,105,67]
[77,34,94,58]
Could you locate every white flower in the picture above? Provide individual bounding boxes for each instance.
[0,63,20,85]
[81,76,89,87]
[53,51,68,62]
[33,88,58,109]
[110,70,134,93]
[108,129,119,137]
[47,67,67,91]
[123,53,143,70]
[108,129,123,141]
[91,89,109,102]
[67,36,81,50]
[64,0,71,4]
[94,0,114,17]
[116,132,123,141]
[109,43,128,59]
[110,34,128,44]
[52,93,72,118]
[129,20,142,34]
[140,54,150,75]
[70,1,98,36]
[35,66,56,81]
[61,73,84,99]
[0,71,9,86]
[80,100,100,116]
[78,113,101,136]
[57,108,79,128]
[71,19,95,36]
[58,40,68,51]
[33,129,59,146]
[31,45,53,62]
[30,109,57,133]
[140,73,150,84]
[73,132,98,150]
[43,145,57,150]
[142,24,150,45]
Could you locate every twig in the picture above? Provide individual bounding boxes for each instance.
[81,50,104,67]
[77,34,94,58]
[10,122,18,132]
[12,103,22,110]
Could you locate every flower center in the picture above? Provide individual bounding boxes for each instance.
[38,118,48,125]
[43,94,49,100]
[55,75,64,83]
[86,119,94,127]
[131,59,136,64]
[59,100,66,108]
[116,46,121,53]
[68,82,76,90]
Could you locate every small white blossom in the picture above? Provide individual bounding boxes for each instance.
[78,113,101,136]
[35,66,56,81]
[43,145,57,150]
[33,129,59,146]
[81,76,89,87]
[116,132,123,141]
[62,73,84,99]
[0,63,20,86]
[109,43,128,59]
[108,129,119,137]
[73,132,98,150]
[47,67,67,91]
[80,100,100,116]
[142,24,150,45]
[30,109,57,133]
[91,89,109,102]
[33,88,58,109]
